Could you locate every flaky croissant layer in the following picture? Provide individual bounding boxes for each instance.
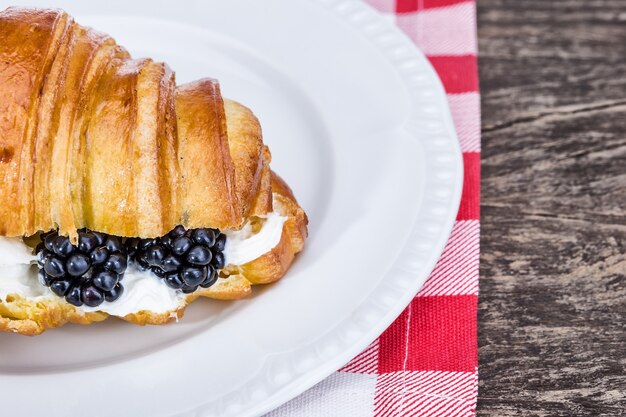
[0,7,273,240]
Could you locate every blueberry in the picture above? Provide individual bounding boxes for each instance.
[91,231,107,246]
[164,273,184,289]
[211,252,226,270]
[82,285,105,307]
[44,256,66,278]
[192,228,216,246]
[93,270,119,292]
[105,236,123,253]
[186,245,212,266]
[145,245,167,265]
[171,237,192,256]
[78,232,99,253]
[44,232,57,251]
[50,279,71,296]
[66,253,91,277]
[105,253,127,274]
[168,225,186,238]
[52,235,74,257]
[214,234,226,252]
[65,285,83,306]
[161,255,182,273]
[35,241,44,255]
[150,266,166,278]
[200,266,218,288]
[180,267,206,287]
[181,284,198,294]
[90,247,109,266]
[38,269,54,287]
[104,284,124,302]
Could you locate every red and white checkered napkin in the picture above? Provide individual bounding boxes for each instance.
[270,1,480,415]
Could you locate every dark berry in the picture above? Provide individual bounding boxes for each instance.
[192,228,216,246]
[186,245,212,266]
[105,236,123,253]
[161,255,182,273]
[211,252,226,270]
[38,269,54,287]
[214,234,226,252]
[168,225,186,238]
[104,284,124,302]
[180,267,206,287]
[82,285,105,307]
[92,231,107,246]
[171,237,192,256]
[44,233,57,252]
[36,228,131,307]
[135,252,150,270]
[78,232,99,253]
[90,247,109,266]
[160,235,173,249]
[125,238,140,255]
[150,266,166,278]
[126,227,225,293]
[139,238,156,249]
[93,270,118,292]
[145,245,167,265]
[181,284,198,294]
[44,256,66,278]
[50,279,71,296]
[52,235,74,257]
[105,253,127,274]
[66,253,91,277]
[65,285,83,306]
[164,273,184,289]
[37,250,51,267]
[200,266,218,288]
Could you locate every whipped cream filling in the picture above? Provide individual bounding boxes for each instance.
[223,211,287,265]
[80,264,186,316]
[0,202,288,317]
[0,238,47,302]
[0,237,36,266]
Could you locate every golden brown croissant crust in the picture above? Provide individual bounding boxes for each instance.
[0,7,277,239]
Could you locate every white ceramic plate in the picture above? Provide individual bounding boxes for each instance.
[0,1,463,416]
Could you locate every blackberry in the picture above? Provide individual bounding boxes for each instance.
[35,229,128,307]
[82,285,105,307]
[186,246,212,266]
[50,279,71,297]
[104,284,124,302]
[129,226,226,293]
[171,236,192,256]
[93,270,118,292]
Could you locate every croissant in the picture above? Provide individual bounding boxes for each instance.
[0,7,307,335]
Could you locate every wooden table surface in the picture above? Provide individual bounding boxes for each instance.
[477,1,626,415]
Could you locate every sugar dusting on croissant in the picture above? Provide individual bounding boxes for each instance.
[0,7,307,335]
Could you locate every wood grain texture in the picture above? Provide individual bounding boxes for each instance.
[477,1,626,416]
